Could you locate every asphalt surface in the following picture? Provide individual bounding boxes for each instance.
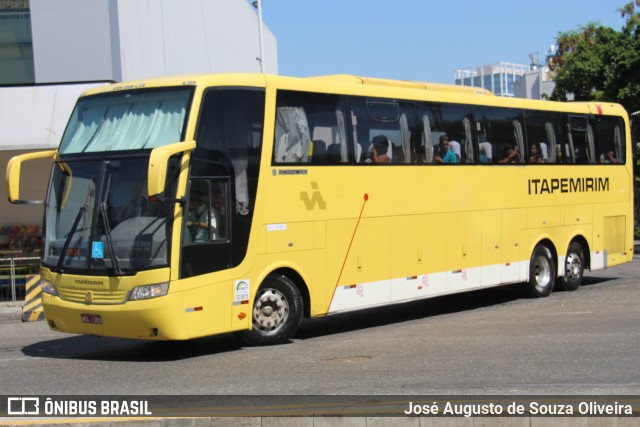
[1,247,639,426]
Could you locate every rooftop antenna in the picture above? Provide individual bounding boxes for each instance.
[528,52,539,70]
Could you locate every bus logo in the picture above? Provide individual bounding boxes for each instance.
[300,182,326,210]
[7,397,40,415]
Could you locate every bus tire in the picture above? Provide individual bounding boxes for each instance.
[527,244,555,297]
[238,274,303,346]
[557,241,584,292]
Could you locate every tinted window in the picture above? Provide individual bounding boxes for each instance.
[273,91,349,164]
[524,111,564,164]
[350,98,414,164]
[417,103,473,164]
[474,107,525,165]
[593,115,625,164]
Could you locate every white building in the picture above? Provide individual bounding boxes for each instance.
[513,66,557,100]
[454,62,530,97]
[0,0,277,229]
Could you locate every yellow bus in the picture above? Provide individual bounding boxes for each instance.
[6,73,634,345]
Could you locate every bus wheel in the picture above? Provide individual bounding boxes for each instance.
[557,242,584,292]
[527,244,555,297]
[238,274,303,346]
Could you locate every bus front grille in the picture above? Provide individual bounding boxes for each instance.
[58,288,128,304]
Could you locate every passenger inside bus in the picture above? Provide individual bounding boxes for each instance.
[479,142,492,163]
[600,150,619,164]
[499,143,520,164]
[433,135,457,164]
[448,139,461,162]
[529,143,545,163]
[372,135,391,164]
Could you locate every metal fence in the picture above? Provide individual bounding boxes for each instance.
[0,257,40,302]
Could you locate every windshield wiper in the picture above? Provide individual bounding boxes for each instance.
[99,201,125,276]
[55,205,86,273]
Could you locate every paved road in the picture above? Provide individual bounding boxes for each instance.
[1,256,639,397]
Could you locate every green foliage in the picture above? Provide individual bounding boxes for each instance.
[549,2,640,114]
[551,2,640,238]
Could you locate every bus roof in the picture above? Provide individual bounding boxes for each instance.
[306,74,494,96]
[76,73,627,118]
[79,73,494,97]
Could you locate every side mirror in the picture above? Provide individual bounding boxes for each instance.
[147,140,196,197]
[6,150,57,205]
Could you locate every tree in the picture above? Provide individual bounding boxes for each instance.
[549,1,640,114]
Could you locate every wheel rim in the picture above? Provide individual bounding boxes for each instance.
[565,252,582,282]
[533,254,552,290]
[253,287,290,334]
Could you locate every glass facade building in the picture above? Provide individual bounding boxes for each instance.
[454,62,530,97]
[0,0,34,84]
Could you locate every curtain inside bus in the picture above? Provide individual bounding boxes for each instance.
[58,89,192,154]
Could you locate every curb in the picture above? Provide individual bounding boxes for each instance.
[0,302,23,323]
[0,416,636,427]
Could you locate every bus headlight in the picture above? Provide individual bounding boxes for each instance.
[128,283,169,301]
[41,279,58,296]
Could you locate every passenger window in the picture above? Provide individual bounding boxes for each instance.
[474,107,524,164]
[420,104,473,164]
[566,115,595,164]
[593,115,625,164]
[273,91,349,164]
[350,98,412,164]
[524,111,564,164]
[442,104,474,164]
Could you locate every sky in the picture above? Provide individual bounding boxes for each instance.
[260,0,629,84]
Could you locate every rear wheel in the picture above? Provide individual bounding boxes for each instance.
[557,242,584,292]
[527,244,556,297]
[238,274,303,346]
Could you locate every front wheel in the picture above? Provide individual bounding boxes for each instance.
[526,244,556,297]
[557,242,584,292]
[238,274,303,346]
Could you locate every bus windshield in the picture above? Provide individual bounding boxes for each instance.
[43,156,173,274]
[58,88,192,154]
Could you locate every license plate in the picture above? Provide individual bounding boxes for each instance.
[81,314,103,325]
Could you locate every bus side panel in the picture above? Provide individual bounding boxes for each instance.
[591,204,605,270]
[502,208,526,283]
[390,214,448,301]
[593,201,632,268]
[481,209,502,287]
[446,211,482,293]
[326,217,390,312]
[603,212,628,267]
